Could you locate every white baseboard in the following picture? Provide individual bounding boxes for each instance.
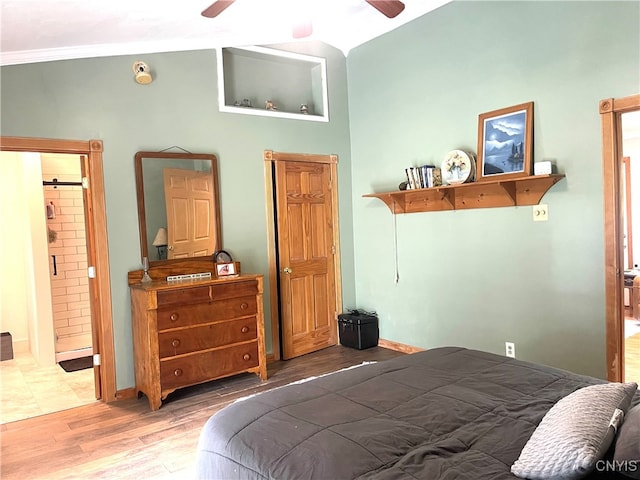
[55,347,93,363]
[13,339,30,353]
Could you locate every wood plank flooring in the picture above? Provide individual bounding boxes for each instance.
[0,345,404,480]
[625,331,640,383]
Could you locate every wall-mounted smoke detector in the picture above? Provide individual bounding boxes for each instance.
[133,61,153,85]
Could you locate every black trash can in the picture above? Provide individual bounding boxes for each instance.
[1,332,14,361]
[338,311,379,350]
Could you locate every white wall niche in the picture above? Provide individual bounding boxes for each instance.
[216,46,329,122]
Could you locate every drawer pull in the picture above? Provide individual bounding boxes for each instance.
[170,313,179,322]
[171,339,181,348]
[241,326,249,333]
[240,303,248,310]
[243,353,251,361]
[174,368,183,377]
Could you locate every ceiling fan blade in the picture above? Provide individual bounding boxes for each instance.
[365,0,405,18]
[201,0,236,18]
[292,20,313,39]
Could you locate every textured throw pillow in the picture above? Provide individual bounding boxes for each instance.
[511,382,638,480]
[614,403,640,479]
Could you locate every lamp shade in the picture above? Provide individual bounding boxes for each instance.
[152,227,168,246]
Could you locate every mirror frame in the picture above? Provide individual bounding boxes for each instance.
[134,150,221,265]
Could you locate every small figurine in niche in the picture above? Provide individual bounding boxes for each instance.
[300,104,309,114]
[265,99,277,111]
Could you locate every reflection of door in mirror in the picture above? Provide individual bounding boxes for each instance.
[163,168,215,259]
[134,151,221,265]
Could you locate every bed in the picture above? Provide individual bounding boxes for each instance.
[195,347,640,479]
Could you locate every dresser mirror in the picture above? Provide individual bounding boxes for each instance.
[134,151,221,264]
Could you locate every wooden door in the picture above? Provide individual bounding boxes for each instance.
[79,154,101,399]
[163,168,215,259]
[274,156,339,359]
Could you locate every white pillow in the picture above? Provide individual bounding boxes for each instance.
[511,382,638,480]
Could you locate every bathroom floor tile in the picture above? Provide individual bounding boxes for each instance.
[0,351,96,424]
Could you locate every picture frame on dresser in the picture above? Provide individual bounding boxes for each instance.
[216,261,240,278]
[477,101,533,181]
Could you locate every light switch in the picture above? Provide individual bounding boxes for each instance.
[533,204,548,222]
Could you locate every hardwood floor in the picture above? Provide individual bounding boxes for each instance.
[0,345,405,480]
[626,331,640,383]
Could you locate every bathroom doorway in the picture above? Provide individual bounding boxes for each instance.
[0,136,116,423]
[0,151,96,422]
[42,153,94,363]
[620,111,640,383]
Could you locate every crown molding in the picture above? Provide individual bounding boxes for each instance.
[0,39,232,66]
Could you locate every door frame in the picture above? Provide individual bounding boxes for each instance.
[1,136,117,402]
[623,156,633,270]
[601,94,640,382]
[263,150,343,360]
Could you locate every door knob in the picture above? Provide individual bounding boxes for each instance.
[283,267,292,274]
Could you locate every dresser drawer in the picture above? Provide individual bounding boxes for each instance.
[160,341,259,390]
[157,286,210,307]
[156,280,258,308]
[158,317,258,358]
[157,295,257,330]
[210,280,258,300]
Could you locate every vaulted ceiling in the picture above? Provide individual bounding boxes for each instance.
[0,0,450,66]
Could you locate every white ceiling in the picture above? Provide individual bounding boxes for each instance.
[0,0,451,66]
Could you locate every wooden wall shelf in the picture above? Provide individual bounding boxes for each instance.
[363,174,565,214]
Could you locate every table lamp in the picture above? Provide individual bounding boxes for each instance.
[152,227,168,260]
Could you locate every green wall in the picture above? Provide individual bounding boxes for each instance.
[0,42,354,390]
[1,0,637,389]
[347,1,639,378]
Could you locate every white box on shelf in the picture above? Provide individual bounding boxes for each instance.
[534,161,554,175]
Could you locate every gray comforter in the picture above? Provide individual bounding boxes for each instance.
[195,347,634,479]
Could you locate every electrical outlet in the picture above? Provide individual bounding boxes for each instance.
[533,204,548,222]
[505,342,516,358]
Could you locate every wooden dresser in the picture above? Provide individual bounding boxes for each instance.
[129,274,267,410]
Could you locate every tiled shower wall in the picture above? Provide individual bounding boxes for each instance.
[41,154,92,355]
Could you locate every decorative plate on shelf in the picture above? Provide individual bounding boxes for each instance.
[441,150,475,185]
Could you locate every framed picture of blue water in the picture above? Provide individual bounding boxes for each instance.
[477,102,533,181]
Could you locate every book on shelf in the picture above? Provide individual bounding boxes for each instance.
[423,165,433,188]
[432,167,442,187]
[404,168,412,189]
[405,165,441,189]
[405,167,419,189]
